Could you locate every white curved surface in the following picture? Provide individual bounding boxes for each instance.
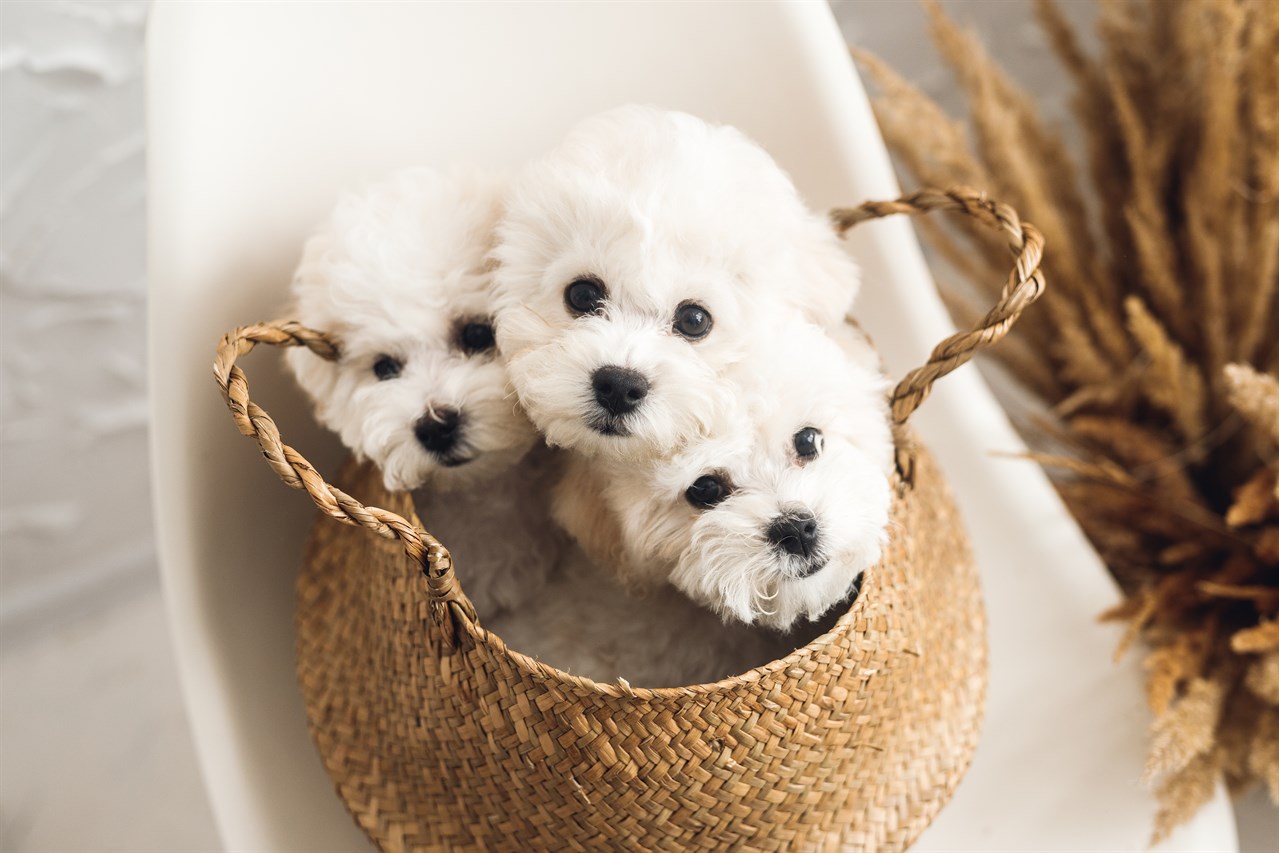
[147,2,1237,850]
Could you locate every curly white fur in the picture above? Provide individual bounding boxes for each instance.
[492,105,861,460]
[553,319,893,631]
[487,545,796,688]
[284,166,561,617]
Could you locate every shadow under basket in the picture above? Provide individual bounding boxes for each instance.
[214,188,1045,851]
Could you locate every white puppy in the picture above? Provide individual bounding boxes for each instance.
[553,319,894,631]
[487,546,796,688]
[492,105,860,460]
[287,166,560,617]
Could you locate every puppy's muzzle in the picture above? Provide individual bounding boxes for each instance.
[591,365,650,417]
[766,510,824,576]
[415,408,464,459]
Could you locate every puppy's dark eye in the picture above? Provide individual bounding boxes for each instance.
[685,474,732,510]
[793,427,823,460]
[672,302,713,340]
[458,321,496,355]
[372,355,403,381]
[565,277,606,316]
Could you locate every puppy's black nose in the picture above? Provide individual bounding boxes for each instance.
[767,511,820,562]
[415,408,462,455]
[591,366,649,416]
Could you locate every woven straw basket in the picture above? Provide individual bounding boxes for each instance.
[214,188,1044,851]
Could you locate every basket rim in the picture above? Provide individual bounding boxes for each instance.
[401,467,892,702]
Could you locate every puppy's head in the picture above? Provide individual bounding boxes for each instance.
[493,105,858,459]
[603,320,894,630]
[286,166,537,492]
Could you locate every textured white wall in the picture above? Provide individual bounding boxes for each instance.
[0,0,151,630]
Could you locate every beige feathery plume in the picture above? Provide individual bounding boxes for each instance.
[1246,651,1279,705]
[1110,587,1160,663]
[1022,452,1135,489]
[1067,416,1198,504]
[1237,2,1279,362]
[1144,632,1204,715]
[1052,309,1116,389]
[1053,378,1132,419]
[924,0,1131,367]
[1034,0,1139,322]
[1218,687,1264,794]
[1126,297,1207,441]
[1257,527,1279,564]
[1240,216,1279,365]
[855,0,1279,833]
[1249,709,1279,802]
[1223,364,1279,448]
[1144,675,1223,785]
[1106,69,1184,331]
[1151,749,1225,845]
[1234,620,1279,655]
[849,48,991,191]
[1225,468,1278,528]
[1181,0,1247,381]
[850,47,1022,306]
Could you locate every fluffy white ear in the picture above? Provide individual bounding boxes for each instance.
[790,219,861,326]
[550,454,631,577]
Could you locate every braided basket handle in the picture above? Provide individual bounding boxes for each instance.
[831,186,1046,482]
[213,321,477,644]
[213,187,1042,636]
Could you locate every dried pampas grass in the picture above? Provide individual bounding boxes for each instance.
[856,0,1278,840]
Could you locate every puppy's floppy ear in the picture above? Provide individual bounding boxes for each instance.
[790,219,861,326]
[551,454,632,577]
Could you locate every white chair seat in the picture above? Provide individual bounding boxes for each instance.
[147,3,1236,849]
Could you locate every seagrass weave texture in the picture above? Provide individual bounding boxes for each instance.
[298,444,980,851]
[212,187,1044,851]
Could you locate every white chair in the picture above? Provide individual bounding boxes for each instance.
[147,3,1237,850]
